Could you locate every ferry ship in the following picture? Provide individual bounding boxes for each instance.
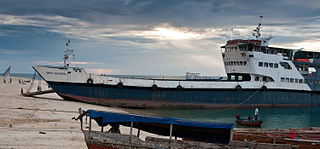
[33,19,320,108]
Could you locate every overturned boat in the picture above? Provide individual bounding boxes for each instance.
[33,19,320,108]
[77,109,233,148]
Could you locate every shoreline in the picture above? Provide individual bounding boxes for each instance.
[1,76,319,148]
[0,76,129,149]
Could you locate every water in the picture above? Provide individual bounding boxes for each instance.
[136,106,320,129]
[10,73,35,79]
[1,73,42,80]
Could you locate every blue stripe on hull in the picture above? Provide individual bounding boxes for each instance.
[48,81,320,108]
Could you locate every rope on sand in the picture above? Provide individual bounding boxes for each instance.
[0,106,78,113]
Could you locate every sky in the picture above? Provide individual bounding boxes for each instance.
[0,0,320,76]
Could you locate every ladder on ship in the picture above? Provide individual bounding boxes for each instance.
[22,71,56,97]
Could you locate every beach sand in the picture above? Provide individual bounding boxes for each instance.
[0,77,134,149]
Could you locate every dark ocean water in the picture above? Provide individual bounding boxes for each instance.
[10,73,36,79]
[135,107,320,129]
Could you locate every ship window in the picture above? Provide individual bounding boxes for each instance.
[315,80,319,85]
[264,62,268,67]
[285,78,289,82]
[310,80,314,84]
[244,61,247,65]
[231,75,235,80]
[274,63,279,68]
[238,76,243,80]
[236,61,240,65]
[255,76,259,81]
[290,78,294,83]
[281,77,285,82]
[259,62,263,67]
[239,61,243,65]
[269,63,273,68]
[295,79,299,83]
[280,62,292,69]
[263,76,267,81]
[299,79,303,83]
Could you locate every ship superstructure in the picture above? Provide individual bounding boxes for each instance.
[33,18,320,108]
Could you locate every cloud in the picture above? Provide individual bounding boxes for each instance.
[0,0,320,74]
[86,68,121,74]
[1,12,319,51]
[33,61,102,65]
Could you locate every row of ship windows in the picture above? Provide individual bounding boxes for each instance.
[280,77,306,84]
[258,62,279,68]
[226,60,293,70]
[225,61,247,66]
[259,61,292,70]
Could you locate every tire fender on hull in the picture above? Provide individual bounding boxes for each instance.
[117,82,124,88]
[152,84,158,90]
[87,78,93,84]
[177,85,183,91]
[235,85,242,91]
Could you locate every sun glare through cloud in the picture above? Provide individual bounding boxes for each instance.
[138,27,202,40]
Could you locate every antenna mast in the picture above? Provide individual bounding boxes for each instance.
[253,16,263,39]
[63,40,74,67]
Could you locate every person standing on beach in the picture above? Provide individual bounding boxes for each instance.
[255,108,259,121]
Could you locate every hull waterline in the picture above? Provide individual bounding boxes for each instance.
[49,81,320,109]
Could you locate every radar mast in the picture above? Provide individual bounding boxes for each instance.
[63,40,75,67]
[252,16,263,39]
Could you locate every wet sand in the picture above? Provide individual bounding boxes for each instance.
[0,77,129,149]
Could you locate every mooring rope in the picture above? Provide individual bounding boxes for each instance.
[215,84,264,113]
[0,106,78,113]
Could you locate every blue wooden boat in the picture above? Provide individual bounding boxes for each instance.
[76,109,234,149]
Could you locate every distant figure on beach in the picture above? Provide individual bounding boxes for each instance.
[235,114,240,120]
[248,115,252,121]
[72,109,88,122]
[3,78,6,84]
[37,86,42,92]
[19,79,21,84]
[255,108,259,121]
[9,78,12,83]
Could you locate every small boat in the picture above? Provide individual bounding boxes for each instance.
[76,109,234,149]
[235,119,263,127]
[2,66,10,83]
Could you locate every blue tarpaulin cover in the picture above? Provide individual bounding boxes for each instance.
[86,109,233,144]
[87,109,234,129]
